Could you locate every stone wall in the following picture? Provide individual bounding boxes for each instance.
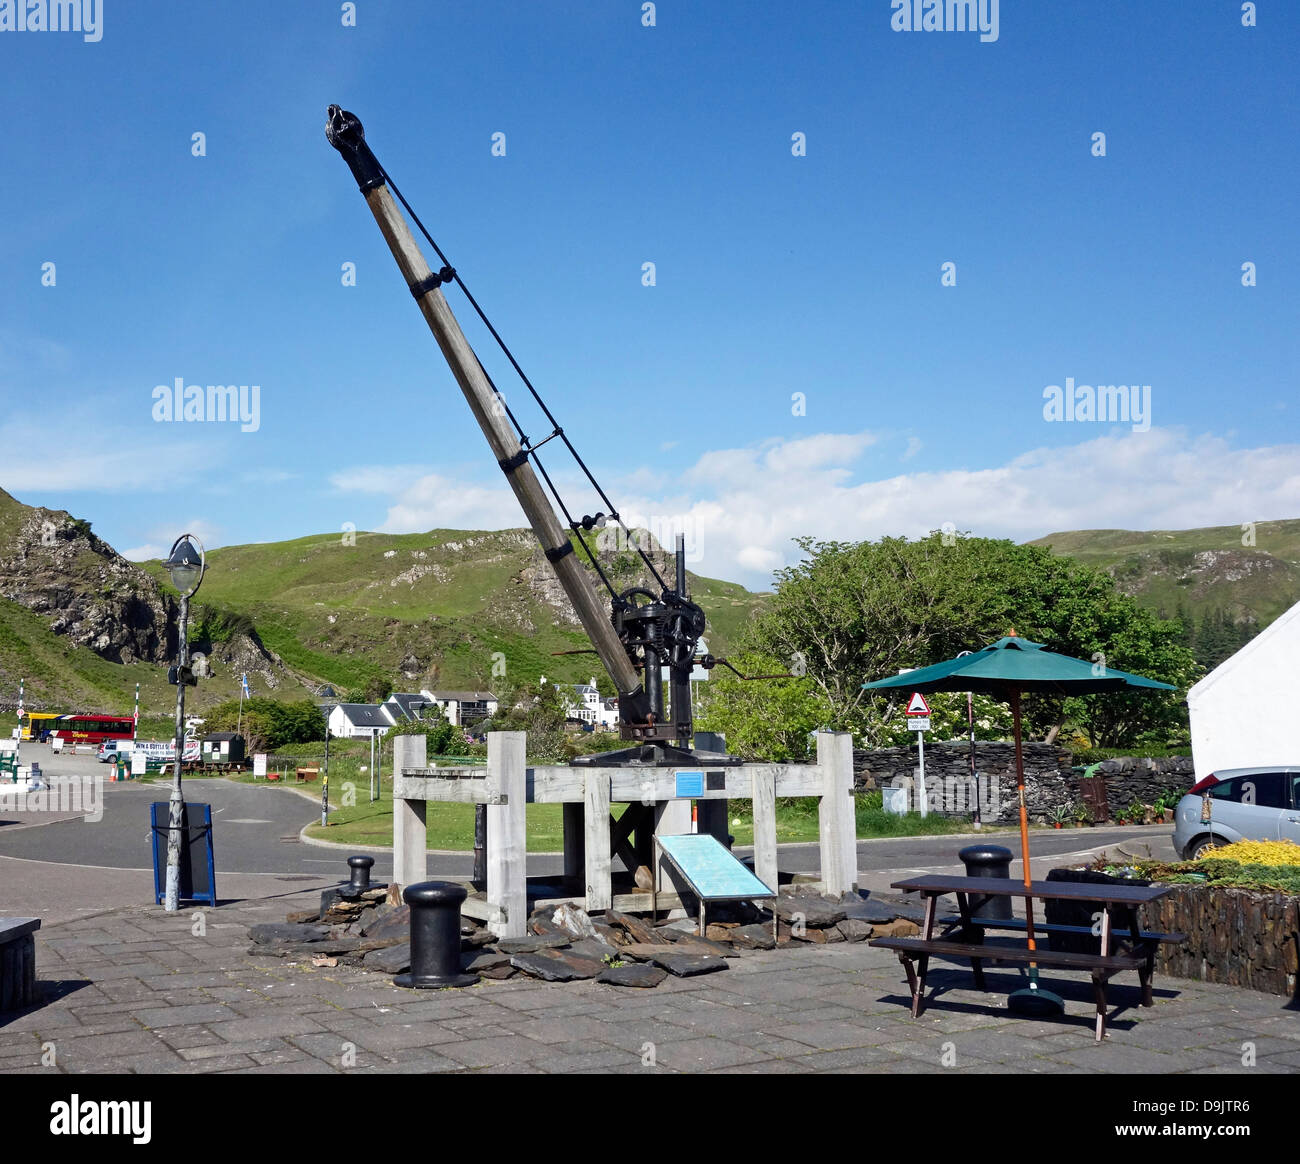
[853,743,1197,824]
[1148,886,1299,998]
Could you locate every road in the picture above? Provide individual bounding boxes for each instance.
[0,742,1178,918]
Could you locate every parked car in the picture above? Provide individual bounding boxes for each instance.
[97,739,135,763]
[1173,766,1300,858]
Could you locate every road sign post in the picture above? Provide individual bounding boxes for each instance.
[906,692,932,817]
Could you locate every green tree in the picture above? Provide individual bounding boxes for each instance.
[708,532,1198,753]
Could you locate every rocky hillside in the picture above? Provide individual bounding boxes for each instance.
[0,488,174,665]
[1029,520,1300,630]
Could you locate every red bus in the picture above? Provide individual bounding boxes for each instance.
[48,714,137,745]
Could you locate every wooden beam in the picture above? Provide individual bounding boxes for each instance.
[486,732,527,938]
[817,730,858,895]
[391,734,428,891]
[751,766,778,893]
[584,771,612,911]
[358,182,642,701]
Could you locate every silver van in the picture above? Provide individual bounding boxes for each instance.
[1173,766,1300,858]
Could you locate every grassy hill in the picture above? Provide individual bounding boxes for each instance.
[1028,520,1300,627]
[135,526,766,698]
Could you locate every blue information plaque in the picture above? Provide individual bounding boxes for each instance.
[674,770,704,798]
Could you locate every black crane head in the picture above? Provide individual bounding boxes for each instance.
[325,105,384,192]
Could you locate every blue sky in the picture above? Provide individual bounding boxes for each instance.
[2,1,1297,588]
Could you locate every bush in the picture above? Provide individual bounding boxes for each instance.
[204,697,326,753]
[389,715,458,756]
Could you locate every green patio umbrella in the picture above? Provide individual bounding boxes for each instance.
[862,632,1175,1014]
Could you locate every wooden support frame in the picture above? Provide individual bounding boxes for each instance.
[392,730,860,917]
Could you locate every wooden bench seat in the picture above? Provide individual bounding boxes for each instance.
[941,915,1185,945]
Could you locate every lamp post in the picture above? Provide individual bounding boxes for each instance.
[163,534,205,912]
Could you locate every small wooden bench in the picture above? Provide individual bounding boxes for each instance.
[0,918,41,1012]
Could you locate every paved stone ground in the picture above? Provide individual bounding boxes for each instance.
[2,889,1296,1074]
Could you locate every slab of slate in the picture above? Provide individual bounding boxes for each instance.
[496,933,571,954]
[670,934,733,958]
[597,963,667,989]
[248,923,330,945]
[650,951,728,977]
[566,937,618,961]
[839,899,900,924]
[509,949,604,982]
[867,896,927,923]
[729,923,777,950]
[614,943,670,963]
[836,919,873,942]
[362,944,411,974]
[361,904,410,940]
[464,951,511,973]
[605,909,663,945]
[772,897,846,928]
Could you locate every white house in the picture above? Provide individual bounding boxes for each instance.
[419,690,498,727]
[559,677,619,729]
[328,703,396,740]
[1186,599,1300,777]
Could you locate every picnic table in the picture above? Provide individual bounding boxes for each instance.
[870,874,1184,1041]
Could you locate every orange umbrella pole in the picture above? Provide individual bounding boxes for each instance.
[1012,690,1041,970]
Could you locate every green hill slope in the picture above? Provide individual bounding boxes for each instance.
[1028,520,1300,627]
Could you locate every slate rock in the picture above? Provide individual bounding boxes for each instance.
[463,951,511,973]
[251,936,364,958]
[650,951,728,977]
[870,897,928,923]
[509,949,604,982]
[597,963,667,989]
[605,909,662,945]
[655,919,699,940]
[461,929,497,950]
[613,943,670,963]
[592,923,625,946]
[363,944,411,974]
[552,903,597,939]
[497,933,571,954]
[772,897,847,928]
[840,899,901,924]
[566,937,618,961]
[362,904,410,940]
[285,908,321,925]
[671,934,733,958]
[477,963,517,980]
[836,919,873,943]
[249,922,330,945]
[792,926,829,944]
[529,914,567,938]
[705,924,738,943]
[729,923,776,950]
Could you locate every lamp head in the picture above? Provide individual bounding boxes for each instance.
[165,535,205,597]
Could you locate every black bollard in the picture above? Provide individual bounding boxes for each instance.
[343,855,375,898]
[958,844,1014,920]
[394,881,478,989]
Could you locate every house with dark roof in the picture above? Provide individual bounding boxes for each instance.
[420,689,498,727]
[383,692,435,723]
[327,703,397,739]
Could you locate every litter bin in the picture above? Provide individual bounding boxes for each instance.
[958,844,1014,920]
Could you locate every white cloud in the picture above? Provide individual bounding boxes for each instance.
[329,464,431,494]
[902,436,923,461]
[376,472,523,533]
[342,427,1300,590]
[616,428,1300,587]
[0,421,204,494]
